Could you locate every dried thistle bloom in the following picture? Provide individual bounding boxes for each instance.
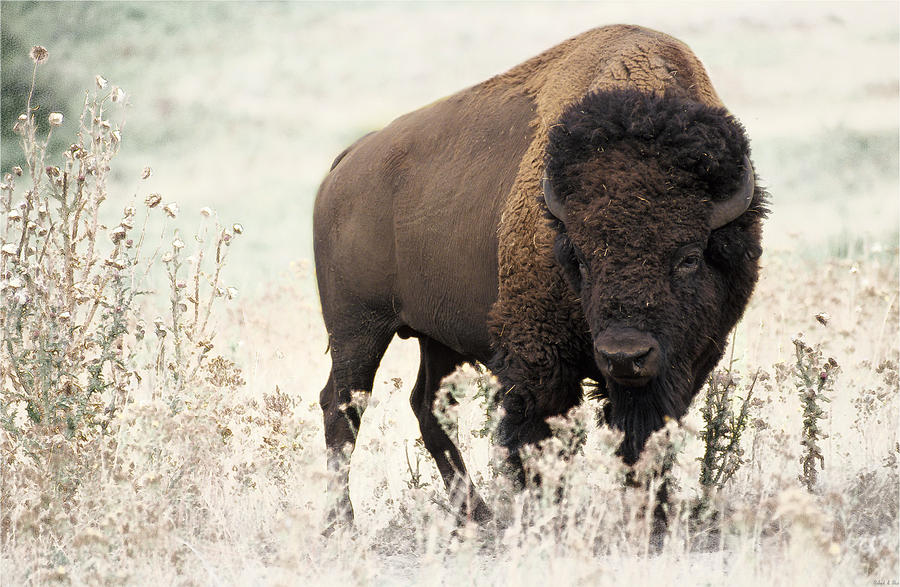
[145,193,162,208]
[232,223,243,235]
[48,112,63,127]
[13,114,27,135]
[104,257,126,270]
[30,45,48,64]
[110,226,127,243]
[141,167,152,180]
[96,75,108,89]
[163,202,178,218]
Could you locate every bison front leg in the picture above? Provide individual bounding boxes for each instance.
[410,337,491,524]
[493,365,584,490]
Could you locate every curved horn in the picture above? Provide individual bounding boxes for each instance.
[710,156,755,229]
[542,174,567,220]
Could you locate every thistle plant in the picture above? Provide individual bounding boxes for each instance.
[792,334,839,492]
[0,46,240,512]
[698,368,757,501]
[1,48,137,455]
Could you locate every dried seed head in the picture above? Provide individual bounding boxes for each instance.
[226,286,238,300]
[13,115,27,135]
[48,112,64,127]
[232,223,243,235]
[30,46,48,64]
[172,238,185,250]
[45,166,60,178]
[7,209,22,221]
[200,207,212,217]
[59,311,71,321]
[104,257,126,270]
[163,202,179,218]
[145,193,162,208]
[1,243,18,255]
[13,166,23,177]
[111,130,121,144]
[110,226,127,243]
[96,75,108,89]
[815,312,830,327]
[141,167,152,180]
[111,87,125,103]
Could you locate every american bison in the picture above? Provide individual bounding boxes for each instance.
[314,24,766,526]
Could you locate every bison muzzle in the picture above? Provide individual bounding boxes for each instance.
[313,24,766,529]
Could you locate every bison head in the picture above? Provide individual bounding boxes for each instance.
[542,89,765,463]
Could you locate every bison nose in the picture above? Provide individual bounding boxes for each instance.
[594,328,661,386]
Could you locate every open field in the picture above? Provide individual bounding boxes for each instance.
[1,2,898,585]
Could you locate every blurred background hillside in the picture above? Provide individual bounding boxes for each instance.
[2,1,898,295]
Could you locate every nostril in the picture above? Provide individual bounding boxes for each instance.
[632,348,650,370]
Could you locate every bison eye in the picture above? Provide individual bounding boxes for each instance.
[674,247,704,276]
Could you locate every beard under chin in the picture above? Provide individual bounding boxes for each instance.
[602,367,690,465]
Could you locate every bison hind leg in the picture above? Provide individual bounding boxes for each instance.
[320,327,394,533]
[410,336,492,524]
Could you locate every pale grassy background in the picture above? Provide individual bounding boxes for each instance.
[1,2,898,585]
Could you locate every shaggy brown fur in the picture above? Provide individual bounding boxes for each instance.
[313,24,766,528]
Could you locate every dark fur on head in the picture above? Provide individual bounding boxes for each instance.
[546,89,752,209]
[539,89,767,464]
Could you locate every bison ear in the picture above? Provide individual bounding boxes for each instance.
[553,233,582,292]
[707,223,762,270]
